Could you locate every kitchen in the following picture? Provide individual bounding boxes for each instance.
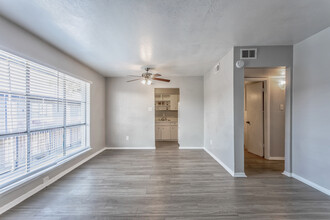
[154,88,179,148]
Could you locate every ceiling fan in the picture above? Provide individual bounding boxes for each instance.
[126,67,170,85]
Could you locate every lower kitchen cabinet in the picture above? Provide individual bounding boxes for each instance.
[170,126,178,140]
[156,123,178,141]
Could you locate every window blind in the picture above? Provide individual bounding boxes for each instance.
[0,49,90,190]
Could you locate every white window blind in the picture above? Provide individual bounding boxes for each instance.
[0,49,90,190]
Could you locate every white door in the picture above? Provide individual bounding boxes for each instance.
[246,82,264,157]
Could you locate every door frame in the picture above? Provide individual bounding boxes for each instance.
[154,88,180,145]
[245,78,271,159]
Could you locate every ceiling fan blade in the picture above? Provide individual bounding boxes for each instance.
[152,73,162,77]
[128,75,142,77]
[153,78,170,82]
[126,79,141,82]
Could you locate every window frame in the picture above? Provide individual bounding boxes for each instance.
[0,49,91,194]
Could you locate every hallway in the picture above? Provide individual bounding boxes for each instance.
[244,150,284,177]
[2,146,330,219]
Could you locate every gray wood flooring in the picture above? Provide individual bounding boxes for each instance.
[1,145,330,219]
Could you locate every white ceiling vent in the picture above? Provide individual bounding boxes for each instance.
[240,48,257,59]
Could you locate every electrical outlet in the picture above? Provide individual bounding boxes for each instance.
[126,136,129,141]
[210,139,213,145]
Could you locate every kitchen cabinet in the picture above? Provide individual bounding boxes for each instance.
[170,125,178,139]
[162,126,171,139]
[169,95,179,110]
[155,94,179,111]
[155,122,178,141]
[155,126,162,140]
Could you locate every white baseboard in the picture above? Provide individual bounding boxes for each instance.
[291,173,330,196]
[282,171,292,177]
[268,157,285,160]
[0,147,106,215]
[234,172,247,177]
[179,146,204,149]
[106,147,155,150]
[204,148,236,177]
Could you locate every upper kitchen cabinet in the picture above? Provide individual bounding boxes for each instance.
[155,93,179,111]
[169,95,179,110]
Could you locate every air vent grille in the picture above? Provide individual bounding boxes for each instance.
[240,48,257,59]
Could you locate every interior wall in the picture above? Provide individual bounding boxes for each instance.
[204,48,235,174]
[269,78,286,158]
[234,46,293,173]
[0,16,106,208]
[105,76,204,148]
[292,27,330,191]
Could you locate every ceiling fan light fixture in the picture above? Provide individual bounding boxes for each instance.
[147,79,152,85]
[141,79,146,84]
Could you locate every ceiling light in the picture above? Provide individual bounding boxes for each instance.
[141,79,146,84]
[279,80,286,90]
[147,79,152,85]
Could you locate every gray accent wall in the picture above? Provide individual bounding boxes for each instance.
[234,46,293,173]
[105,76,204,148]
[0,17,106,207]
[204,49,235,173]
[292,27,330,190]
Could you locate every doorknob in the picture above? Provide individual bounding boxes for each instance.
[246,121,251,125]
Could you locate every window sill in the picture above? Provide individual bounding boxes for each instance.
[0,147,91,196]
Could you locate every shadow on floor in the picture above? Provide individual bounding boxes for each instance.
[244,150,284,177]
[155,141,179,149]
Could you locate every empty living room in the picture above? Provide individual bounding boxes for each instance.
[0,0,330,219]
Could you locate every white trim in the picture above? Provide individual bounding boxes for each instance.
[0,148,91,195]
[204,148,236,177]
[0,147,106,215]
[291,173,330,196]
[234,172,247,177]
[106,147,155,150]
[282,171,292,177]
[268,157,285,160]
[179,147,204,149]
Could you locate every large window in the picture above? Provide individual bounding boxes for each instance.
[0,49,90,190]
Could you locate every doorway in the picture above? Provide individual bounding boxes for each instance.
[154,88,180,149]
[244,67,286,175]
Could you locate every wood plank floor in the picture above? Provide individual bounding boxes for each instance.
[1,145,330,219]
